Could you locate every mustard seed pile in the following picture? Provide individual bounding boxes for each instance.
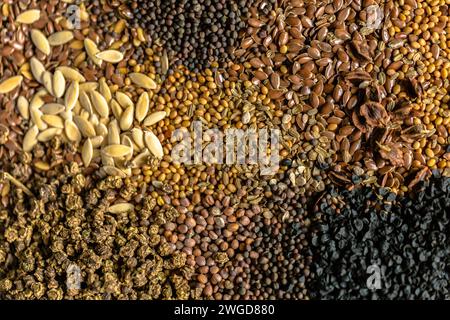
[1,0,450,300]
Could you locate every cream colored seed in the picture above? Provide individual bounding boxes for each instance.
[41,114,64,128]
[30,29,51,55]
[91,136,104,148]
[90,90,109,118]
[84,38,102,67]
[110,99,123,119]
[0,75,23,94]
[29,91,46,110]
[95,50,124,63]
[56,66,86,82]
[30,108,48,130]
[143,111,166,127]
[41,103,65,115]
[107,120,121,145]
[79,90,93,114]
[64,119,81,142]
[30,57,46,83]
[121,135,134,161]
[37,128,61,142]
[23,125,39,152]
[131,128,145,149]
[48,31,74,46]
[101,154,115,167]
[53,70,66,98]
[144,130,163,158]
[115,91,133,108]
[82,138,93,167]
[96,123,108,137]
[102,144,132,158]
[135,92,149,123]
[41,71,53,96]
[120,105,134,131]
[131,149,150,167]
[107,203,134,214]
[16,96,29,119]
[16,9,40,24]
[79,82,98,92]
[103,166,127,178]
[64,81,79,111]
[129,73,157,90]
[99,78,111,102]
[73,115,96,137]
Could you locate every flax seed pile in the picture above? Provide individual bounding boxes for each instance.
[1,0,450,300]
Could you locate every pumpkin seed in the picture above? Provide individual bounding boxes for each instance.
[41,71,53,96]
[135,92,149,123]
[16,9,41,24]
[37,128,61,142]
[16,96,29,120]
[64,81,79,111]
[129,73,157,90]
[23,125,39,152]
[30,57,46,83]
[107,203,134,214]
[53,70,66,98]
[56,66,86,82]
[0,75,23,94]
[40,103,65,115]
[102,144,133,158]
[115,91,133,109]
[30,29,51,55]
[41,114,64,128]
[144,130,164,158]
[84,38,102,67]
[99,78,111,102]
[79,90,93,114]
[48,31,74,46]
[107,120,121,145]
[110,99,123,119]
[64,119,81,142]
[120,105,134,131]
[131,128,145,150]
[143,111,166,127]
[82,138,93,167]
[95,50,124,63]
[73,115,96,137]
[90,90,109,118]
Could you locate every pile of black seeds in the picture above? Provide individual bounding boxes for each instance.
[307,174,450,300]
[129,0,263,71]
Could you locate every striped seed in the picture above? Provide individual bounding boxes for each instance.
[16,9,40,24]
[144,130,164,158]
[30,29,51,55]
[107,203,134,214]
[30,57,46,83]
[135,92,149,123]
[115,91,133,109]
[0,75,23,94]
[143,111,166,127]
[73,115,96,137]
[99,78,111,102]
[64,81,79,111]
[129,73,157,90]
[53,70,66,98]
[41,114,64,128]
[90,90,109,118]
[37,128,61,142]
[41,103,65,115]
[64,119,81,142]
[79,90,93,114]
[82,138,93,167]
[110,99,123,119]
[56,66,86,82]
[102,144,132,158]
[107,120,121,145]
[131,128,145,150]
[23,125,39,152]
[16,96,29,119]
[84,38,102,67]
[41,71,53,96]
[48,31,74,46]
[120,105,134,131]
[30,108,48,130]
[95,50,124,63]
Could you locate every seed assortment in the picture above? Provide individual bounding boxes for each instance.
[1,0,450,300]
